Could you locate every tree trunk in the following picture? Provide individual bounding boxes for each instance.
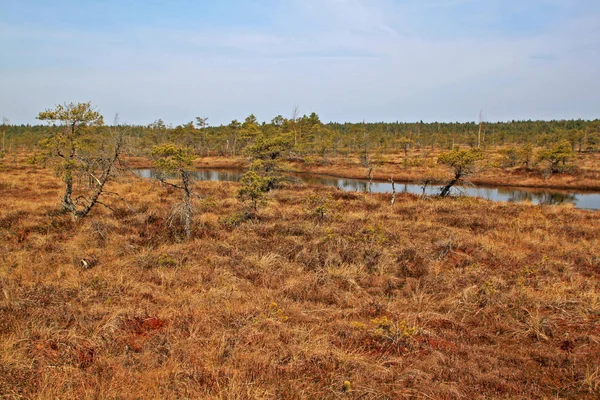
[368,167,373,196]
[182,170,192,239]
[440,173,460,197]
[75,133,123,219]
[62,168,76,213]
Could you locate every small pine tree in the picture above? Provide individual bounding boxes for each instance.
[537,140,573,174]
[237,170,269,213]
[236,126,293,214]
[151,144,196,239]
[37,102,123,219]
[519,143,534,169]
[437,147,484,197]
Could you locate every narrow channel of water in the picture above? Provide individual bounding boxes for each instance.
[133,169,600,210]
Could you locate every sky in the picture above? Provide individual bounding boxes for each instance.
[1,0,599,126]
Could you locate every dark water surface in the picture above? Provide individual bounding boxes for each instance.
[133,168,600,210]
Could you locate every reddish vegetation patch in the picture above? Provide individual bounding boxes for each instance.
[29,338,97,370]
[426,337,459,352]
[125,316,167,334]
[121,316,167,353]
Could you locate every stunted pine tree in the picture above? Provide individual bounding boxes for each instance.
[244,125,292,189]
[224,120,241,157]
[397,136,414,167]
[237,170,269,213]
[437,148,484,197]
[237,119,292,214]
[195,116,209,156]
[537,140,573,175]
[519,143,534,169]
[151,144,196,239]
[37,102,123,218]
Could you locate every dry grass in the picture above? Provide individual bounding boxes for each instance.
[1,160,599,399]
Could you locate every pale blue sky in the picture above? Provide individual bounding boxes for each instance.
[1,0,599,125]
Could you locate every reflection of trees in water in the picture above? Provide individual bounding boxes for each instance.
[337,179,369,192]
[189,170,243,182]
[192,170,211,180]
[135,169,244,182]
[535,192,577,205]
[429,185,580,206]
[134,169,153,179]
[495,188,576,205]
[215,171,243,182]
[294,175,353,189]
[500,189,534,203]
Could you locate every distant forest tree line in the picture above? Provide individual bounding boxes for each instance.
[2,113,600,158]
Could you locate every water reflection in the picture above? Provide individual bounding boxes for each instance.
[136,169,245,182]
[133,169,600,210]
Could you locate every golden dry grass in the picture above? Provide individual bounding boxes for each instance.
[1,160,599,399]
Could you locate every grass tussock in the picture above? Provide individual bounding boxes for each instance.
[0,162,599,399]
